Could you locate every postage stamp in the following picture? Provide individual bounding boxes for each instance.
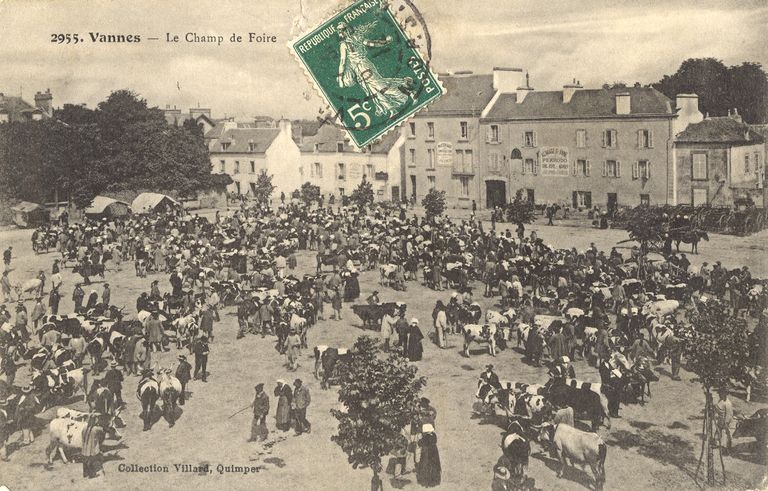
[290,0,444,148]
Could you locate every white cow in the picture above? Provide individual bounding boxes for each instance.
[641,299,680,319]
[47,411,121,464]
[540,422,607,490]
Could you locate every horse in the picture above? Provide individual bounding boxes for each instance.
[158,369,182,428]
[137,375,160,431]
[672,229,709,254]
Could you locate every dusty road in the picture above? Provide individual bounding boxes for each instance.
[1,222,766,491]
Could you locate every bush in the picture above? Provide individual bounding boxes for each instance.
[422,189,446,220]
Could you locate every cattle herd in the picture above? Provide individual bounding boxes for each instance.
[0,199,766,489]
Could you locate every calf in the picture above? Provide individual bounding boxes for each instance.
[733,408,767,457]
[540,422,607,491]
[313,346,351,389]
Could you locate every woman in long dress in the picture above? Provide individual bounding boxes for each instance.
[416,424,441,487]
[274,380,293,431]
[407,318,424,362]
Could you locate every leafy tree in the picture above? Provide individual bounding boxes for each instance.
[677,298,752,484]
[299,181,320,205]
[624,206,667,253]
[331,336,426,490]
[421,189,446,221]
[54,103,97,125]
[252,170,275,204]
[505,189,536,225]
[182,117,204,137]
[350,176,374,210]
[727,62,768,125]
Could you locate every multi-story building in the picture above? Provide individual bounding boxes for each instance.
[299,125,403,201]
[162,105,216,134]
[401,71,498,208]
[0,89,53,123]
[478,71,703,210]
[674,112,765,207]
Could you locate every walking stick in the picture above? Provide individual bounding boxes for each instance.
[228,404,252,419]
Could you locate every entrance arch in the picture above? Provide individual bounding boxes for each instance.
[486,180,506,209]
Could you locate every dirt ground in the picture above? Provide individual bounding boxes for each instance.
[1,222,767,491]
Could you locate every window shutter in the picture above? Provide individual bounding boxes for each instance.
[498,126,502,143]
[632,161,639,179]
[637,130,642,149]
[571,160,577,176]
[649,130,654,148]
[601,160,607,177]
[601,130,606,148]
[586,160,591,177]
[616,161,621,178]
[521,160,526,175]
[533,132,538,147]
[585,192,592,208]
[572,191,578,208]
[533,158,539,175]
[646,161,651,179]
[486,126,491,143]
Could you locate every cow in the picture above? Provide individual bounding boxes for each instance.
[351,302,403,330]
[501,420,531,478]
[56,407,124,438]
[733,408,768,457]
[137,376,160,431]
[512,393,551,423]
[474,379,515,418]
[158,369,182,428]
[547,379,611,431]
[313,345,351,390]
[462,324,498,357]
[19,278,43,300]
[47,411,122,464]
[539,422,607,491]
[641,299,680,320]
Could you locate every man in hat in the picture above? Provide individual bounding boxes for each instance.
[480,365,501,390]
[283,328,302,371]
[175,355,192,405]
[15,385,39,445]
[102,283,111,306]
[31,297,46,332]
[1,271,11,303]
[249,383,270,442]
[81,412,106,478]
[193,335,210,382]
[714,388,733,454]
[366,290,380,305]
[103,360,124,408]
[199,304,216,343]
[3,246,11,266]
[292,379,311,435]
[48,285,61,315]
[72,283,85,314]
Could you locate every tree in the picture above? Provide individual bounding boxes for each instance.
[350,176,374,210]
[299,181,320,205]
[252,170,275,204]
[727,62,768,125]
[331,336,426,490]
[505,189,536,225]
[182,117,204,137]
[677,298,752,485]
[624,206,667,254]
[421,189,446,221]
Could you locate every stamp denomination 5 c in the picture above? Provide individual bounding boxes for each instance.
[291,0,443,148]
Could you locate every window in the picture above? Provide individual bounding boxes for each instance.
[454,150,473,174]
[248,142,256,152]
[572,159,590,176]
[337,162,346,180]
[603,160,620,178]
[638,129,653,148]
[219,160,226,173]
[234,160,240,174]
[523,131,537,148]
[745,154,751,173]
[522,158,536,175]
[339,188,345,196]
[633,160,650,180]
[337,142,344,152]
[459,176,470,196]
[576,129,587,148]
[602,129,617,148]
[314,143,320,152]
[250,161,256,174]
[488,152,501,172]
[311,162,322,178]
[427,176,436,189]
[221,142,230,151]
[409,149,416,165]
[427,122,435,139]
[488,124,500,143]
[572,191,592,208]
[460,121,468,139]
[640,194,650,206]
[427,149,435,169]
[234,181,241,194]
[755,153,761,174]
[366,164,374,178]
[409,122,416,137]
[692,153,708,180]
[692,188,708,206]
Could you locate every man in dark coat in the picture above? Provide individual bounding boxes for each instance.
[407,318,424,362]
[48,286,61,315]
[175,355,192,404]
[480,365,501,390]
[72,284,85,314]
[82,413,106,478]
[395,314,409,349]
[15,386,39,445]
[199,306,215,343]
[293,378,311,435]
[103,360,124,407]
[249,383,270,442]
[193,335,209,382]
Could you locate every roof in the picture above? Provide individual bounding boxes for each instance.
[676,117,765,145]
[85,196,130,214]
[131,193,179,213]
[482,87,674,121]
[299,124,400,154]
[209,128,280,153]
[419,74,494,116]
[0,95,44,123]
[11,201,46,212]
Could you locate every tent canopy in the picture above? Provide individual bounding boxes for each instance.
[131,193,179,214]
[85,196,131,216]
[11,201,46,213]
[11,201,49,227]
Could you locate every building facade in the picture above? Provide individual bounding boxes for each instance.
[674,114,765,207]
[0,89,53,123]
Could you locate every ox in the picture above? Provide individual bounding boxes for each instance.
[547,379,611,431]
[733,408,767,458]
[158,369,182,428]
[540,422,607,491]
[47,411,122,464]
[313,345,351,390]
[462,324,497,357]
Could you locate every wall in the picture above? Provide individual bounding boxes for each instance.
[210,153,269,195]
[300,150,388,200]
[265,130,302,195]
[478,117,673,208]
[402,115,483,208]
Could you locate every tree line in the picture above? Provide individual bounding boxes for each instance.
[0,89,229,208]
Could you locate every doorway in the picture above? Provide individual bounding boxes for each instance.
[607,193,617,216]
[391,186,400,202]
[526,188,535,204]
[486,180,506,209]
[410,175,416,201]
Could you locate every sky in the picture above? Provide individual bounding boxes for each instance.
[1,0,766,120]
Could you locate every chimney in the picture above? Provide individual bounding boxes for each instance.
[615,92,631,115]
[492,67,524,94]
[516,72,534,103]
[674,93,704,134]
[278,118,292,136]
[34,88,53,116]
[730,108,742,124]
[562,78,583,104]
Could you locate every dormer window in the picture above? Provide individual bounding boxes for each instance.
[314,143,320,152]
[337,142,344,152]
[221,142,231,151]
[248,142,256,152]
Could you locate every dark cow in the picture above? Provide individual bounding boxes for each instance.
[547,379,611,431]
[733,408,767,457]
[501,420,531,479]
[313,345,351,390]
[351,302,404,330]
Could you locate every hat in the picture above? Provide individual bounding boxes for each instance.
[410,318,418,325]
[494,465,511,480]
[200,335,208,341]
[22,385,32,393]
[560,356,571,364]
[255,383,264,391]
[178,355,186,361]
[372,290,379,295]
[485,364,494,370]
[109,360,118,367]
[276,379,286,385]
[421,423,434,433]
[420,397,430,405]
[294,378,302,386]
[0,397,7,405]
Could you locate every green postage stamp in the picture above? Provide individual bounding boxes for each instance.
[291,0,443,148]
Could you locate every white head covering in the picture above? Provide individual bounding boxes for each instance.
[421,423,434,433]
[410,318,419,325]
